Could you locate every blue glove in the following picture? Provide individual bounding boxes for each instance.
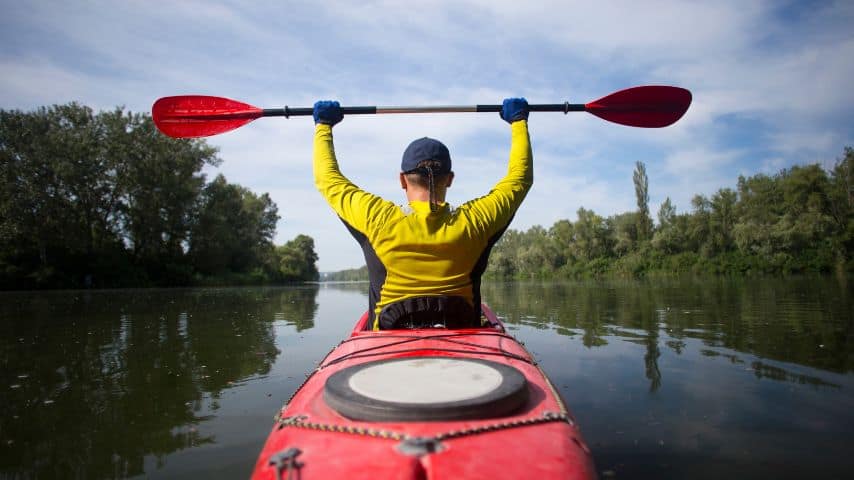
[500,97,529,124]
[313,100,343,126]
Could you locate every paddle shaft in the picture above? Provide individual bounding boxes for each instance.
[261,103,586,117]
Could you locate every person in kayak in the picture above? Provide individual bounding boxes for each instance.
[313,98,532,330]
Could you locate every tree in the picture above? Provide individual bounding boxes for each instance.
[658,197,676,228]
[276,235,319,281]
[1,106,88,285]
[571,207,609,261]
[189,175,279,276]
[778,165,833,253]
[0,103,302,288]
[733,174,780,260]
[652,213,689,255]
[0,104,221,287]
[118,115,219,281]
[732,164,840,271]
[688,194,712,256]
[710,188,738,253]
[633,161,652,241]
[548,219,574,265]
[516,225,559,277]
[828,147,854,260]
[487,229,524,277]
[607,212,639,256]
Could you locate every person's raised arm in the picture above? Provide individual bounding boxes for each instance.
[312,101,390,233]
[498,97,533,195]
[464,98,533,235]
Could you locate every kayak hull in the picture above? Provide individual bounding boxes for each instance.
[252,306,597,479]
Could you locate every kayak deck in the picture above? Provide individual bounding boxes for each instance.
[252,306,596,479]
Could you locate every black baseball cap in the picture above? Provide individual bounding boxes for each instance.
[401,137,452,174]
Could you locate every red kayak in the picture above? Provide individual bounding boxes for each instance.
[251,305,597,479]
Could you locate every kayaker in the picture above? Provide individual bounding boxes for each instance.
[313,98,532,330]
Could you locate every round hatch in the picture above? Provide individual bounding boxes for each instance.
[323,356,528,421]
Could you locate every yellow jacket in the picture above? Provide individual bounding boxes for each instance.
[314,121,532,329]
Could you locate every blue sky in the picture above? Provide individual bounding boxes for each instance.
[2,1,852,271]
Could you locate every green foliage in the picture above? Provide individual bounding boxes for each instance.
[570,207,610,261]
[710,188,737,253]
[657,197,676,227]
[189,174,279,276]
[0,103,318,288]
[607,211,639,256]
[483,147,854,278]
[633,161,652,241]
[323,265,369,281]
[275,235,319,282]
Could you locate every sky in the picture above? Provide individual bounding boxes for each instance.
[1,0,852,272]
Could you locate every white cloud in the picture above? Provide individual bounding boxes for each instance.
[0,58,95,109]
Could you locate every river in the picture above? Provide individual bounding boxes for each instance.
[1,276,851,479]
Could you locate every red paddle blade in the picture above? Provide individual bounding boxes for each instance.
[152,95,264,138]
[585,86,692,128]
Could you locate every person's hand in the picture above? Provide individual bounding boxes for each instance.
[500,97,529,124]
[313,100,343,126]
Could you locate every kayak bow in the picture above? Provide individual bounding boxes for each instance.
[251,305,596,479]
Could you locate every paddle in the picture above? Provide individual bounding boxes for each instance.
[152,85,691,138]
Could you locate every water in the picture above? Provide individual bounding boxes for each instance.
[0,277,851,479]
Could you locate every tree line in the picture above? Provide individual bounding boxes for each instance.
[486,148,853,278]
[322,265,369,282]
[0,103,318,289]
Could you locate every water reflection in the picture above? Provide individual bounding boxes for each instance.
[0,285,319,479]
[481,276,852,388]
[482,277,853,478]
[1,278,851,479]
